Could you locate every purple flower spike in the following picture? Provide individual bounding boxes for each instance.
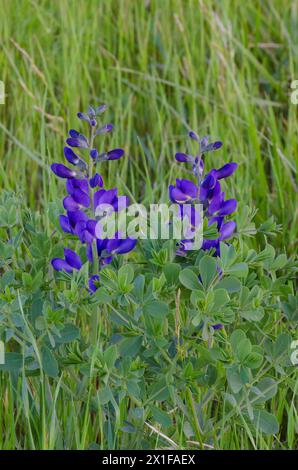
[107,148,124,160]
[88,274,100,293]
[170,130,237,259]
[90,173,104,188]
[51,105,138,286]
[215,163,238,180]
[51,163,77,179]
[96,124,114,135]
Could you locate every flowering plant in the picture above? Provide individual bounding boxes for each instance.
[50,105,136,293]
[170,131,237,256]
[0,113,296,449]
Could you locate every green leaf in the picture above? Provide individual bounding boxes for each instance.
[98,386,113,405]
[244,352,263,369]
[230,329,246,354]
[41,346,59,377]
[179,268,199,290]
[250,378,278,405]
[22,272,32,289]
[212,288,229,309]
[226,365,243,393]
[215,276,241,293]
[55,324,80,344]
[204,364,217,386]
[274,333,292,360]
[190,289,205,306]
[226,262,248,278]
[150,405,172,428]
[219,242,237,269]
[144,300,169,320]
[252,409,279,435]
[236,338,252,363]
[132,274,145,301]
[199,255,217,289]
[163,263,181,285]
[103,345,118,369]
[118,264,134,286]
[118,336,143,357]
[126,380,140,399]
[92,287,112,304]
[241,308,264,322]
[271,254,287,271]
[148,378,170,402]
[0,352,23,372]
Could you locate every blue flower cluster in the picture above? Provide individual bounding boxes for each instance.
[51,105,136,292]
[170,131,238,256]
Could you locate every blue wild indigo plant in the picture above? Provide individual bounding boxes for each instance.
[0,107,296,448]
[50,105,137,292]
[170,131,237,256]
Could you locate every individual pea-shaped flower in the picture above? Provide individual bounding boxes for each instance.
[59,210,88,234]
[106,148,124,160]
[63,178,90,211]
[169,179,199,203]
[214,162,237,180]
[94,188,129,214]
[212,323,223,330]
[66,130,89,148]
[51,163,81,179]
[90,173,104,188]
[106,236,137,255]
[86,238,113,265]
[96,123,114,135]
[188,132,223,153]
[74,219,97,244]
[88,274,100,293]
[51,248,82,273]
[175,152,194,164]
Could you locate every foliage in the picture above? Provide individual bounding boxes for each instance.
[0,187,297,449]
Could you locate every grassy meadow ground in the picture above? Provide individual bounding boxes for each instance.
[0,0,297,450]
